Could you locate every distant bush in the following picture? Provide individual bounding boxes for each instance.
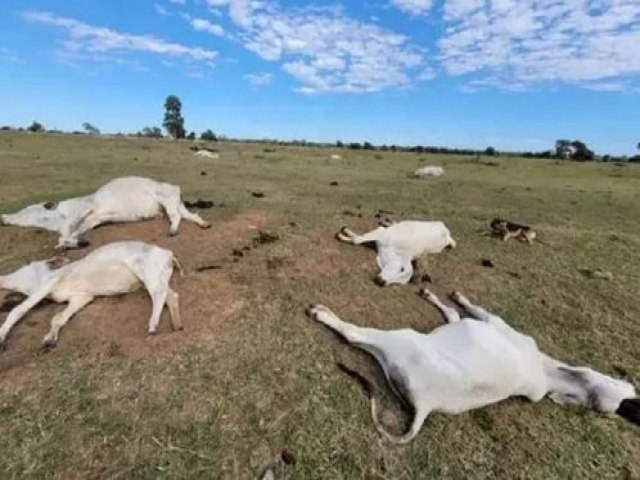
[82,122,100,135]
[139,127,163,138]
[187,131,196,140]
[1,126,12,131]
[27,121,44,133]
[200,129,217,141]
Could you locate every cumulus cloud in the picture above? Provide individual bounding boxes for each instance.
[209,1,427,93]
[22,10,217,63]
[190,17,226,37]
[439,0,640,90]
[390,0,434,15]
[244,72,273,85]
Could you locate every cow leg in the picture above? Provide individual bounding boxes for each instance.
[166,288,182,331]
[155,196,183,235]
[41,295,93,350]
[420,288,460,323]
[58,212,103,249]
[336,226,383,245]
[307,304,371,344]
[450,291,509,329]
[178,203,211,229]
[0,281,55,348]
[502,231,518,242]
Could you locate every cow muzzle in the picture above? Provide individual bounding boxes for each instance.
[374,275,386,287]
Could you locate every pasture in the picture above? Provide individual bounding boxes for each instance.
[0,132,639,479]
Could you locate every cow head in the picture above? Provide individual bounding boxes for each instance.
[0,256,66,296]
[1,201,62,232]
[375,248,414,286]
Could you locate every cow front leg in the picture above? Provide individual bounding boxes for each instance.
[420,288,460,323]
[41,295,93,351]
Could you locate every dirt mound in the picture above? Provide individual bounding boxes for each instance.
[0,211,270,384]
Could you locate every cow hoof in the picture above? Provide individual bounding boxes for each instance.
[450,291,462,302]
[0,340,6,352]
[77,240,90,248]
[168,231,178,237]
[201,223,212,230]
[40,339,57,353]
[305,304,315,317]
[148,329,158,336]
[422,273,432,283]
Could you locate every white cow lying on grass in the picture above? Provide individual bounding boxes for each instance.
[337,221,456,285]
[1,176,211,249]
[414,166,444,178]
[307,289,640,444]
[0,241,182,350]
[194,150,219,159]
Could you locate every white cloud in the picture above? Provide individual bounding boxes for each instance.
[244,72,273,85]
[439,0,640,91]
[210,1,427,93]
[390,0,434,15]
[169,0,186,4]
[191,17,225,36]
[154,4,171,16]
[22,10,217,63]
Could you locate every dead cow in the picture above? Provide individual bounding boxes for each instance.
[1,176,211,249]
[307,290,640,444]
[0,241,183,350]
[413,166,444,178]
[337,221,456,286]
[490,218,536,243]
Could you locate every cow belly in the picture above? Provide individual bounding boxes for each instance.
[52,263,141,300]
[93,194,162,222]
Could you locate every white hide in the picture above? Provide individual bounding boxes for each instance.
[194,150,219,159]
[337,221,456,285]
[1,177,210,248]
[330,154,341,160]
[414,166,444,177]
[0,241,182,349]
[308,290,638,444]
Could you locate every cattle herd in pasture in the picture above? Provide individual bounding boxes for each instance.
[0,169,638,448]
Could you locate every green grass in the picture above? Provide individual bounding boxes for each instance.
[0,132,639,479]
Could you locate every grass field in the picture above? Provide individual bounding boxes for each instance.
[0,132,639,479]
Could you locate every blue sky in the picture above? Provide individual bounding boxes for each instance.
[1,0,639,155]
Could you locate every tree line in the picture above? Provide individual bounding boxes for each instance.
[3,95,639,163]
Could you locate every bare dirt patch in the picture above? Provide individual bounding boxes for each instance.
[0,211,271,386]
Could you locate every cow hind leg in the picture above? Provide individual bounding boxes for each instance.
[178,203,210,229]
[166,288,182,331]
[41,295,93,350]
[156,196,183,236]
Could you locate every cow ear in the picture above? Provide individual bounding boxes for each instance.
[45,256,70,269]
[43,201,58,210]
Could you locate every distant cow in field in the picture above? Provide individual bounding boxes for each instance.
[194,150,219,159]
[414,166,444,178]
[330,154,341,160]
[1,177,210,249]
[336,221,456,285]
[0,241,183,350]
